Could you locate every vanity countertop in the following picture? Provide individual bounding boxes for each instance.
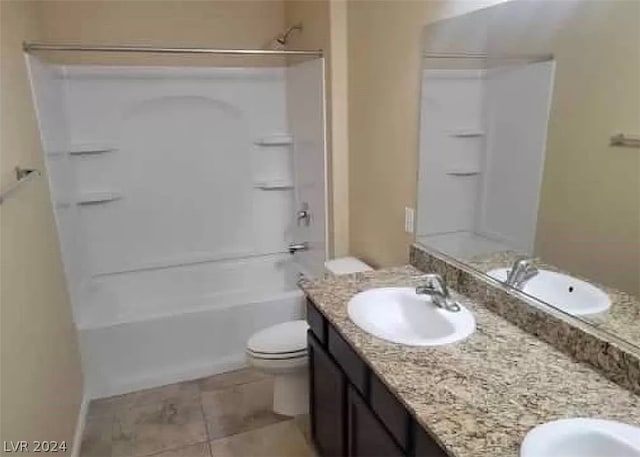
[300,266,640,457]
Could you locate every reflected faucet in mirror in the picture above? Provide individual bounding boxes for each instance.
[505,257,539,290]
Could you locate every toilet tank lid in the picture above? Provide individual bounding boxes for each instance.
[325,257,373,275]
[248,320,309,354]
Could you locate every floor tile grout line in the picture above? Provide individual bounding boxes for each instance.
[134,440,211,457]
[196,379,216,457]
[198,374,271,394]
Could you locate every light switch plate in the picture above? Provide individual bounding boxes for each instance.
[404,207,415,233]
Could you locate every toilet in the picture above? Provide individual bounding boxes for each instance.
[246,256,373,416]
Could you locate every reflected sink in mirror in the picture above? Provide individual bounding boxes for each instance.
[521,418,640,457]
[488,268,611,317]
[347,287,475,346]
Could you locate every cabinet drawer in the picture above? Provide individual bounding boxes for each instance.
[348,385,404,457]
[414,422,447,457]
[307,299,327,344]
[328,326,368,396]
[370,374,411,451]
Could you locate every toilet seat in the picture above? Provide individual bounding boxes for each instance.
[247,348,307,360]
[247,320,308,360]
[247,352,308,373]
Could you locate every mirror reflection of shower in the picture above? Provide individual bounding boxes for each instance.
[266,22,303,49]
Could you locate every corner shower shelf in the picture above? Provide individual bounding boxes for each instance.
[69,143,118,156]
[76,191,123,205]
[446,169,481,177]
[253,181,294,190]
[448,129,485,138]
[254,134,293,146]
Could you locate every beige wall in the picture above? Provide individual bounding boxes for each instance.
[38,0,284,48]
[328,1,350,257]
[36,0,285,66]
[533,1,640,296]
[0,1,83,453]
[346,0,507,267]
[284,0,350,257]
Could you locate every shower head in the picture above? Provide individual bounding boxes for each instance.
[266,23,303,50]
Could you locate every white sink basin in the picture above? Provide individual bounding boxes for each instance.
[347,287,475,346]
[488,268,611,316]
[521,418,640,457]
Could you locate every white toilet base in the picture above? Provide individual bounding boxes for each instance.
[273,369,309,416]
[246,353,309,417]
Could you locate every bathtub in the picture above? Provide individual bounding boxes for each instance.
[78,253,305,399]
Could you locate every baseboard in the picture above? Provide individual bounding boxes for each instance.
[70,394,89,457]
[87,354,248,399]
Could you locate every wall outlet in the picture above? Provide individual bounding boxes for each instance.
[404,207,415,234]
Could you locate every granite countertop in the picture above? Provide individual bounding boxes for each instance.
[467,251,640,346]
[301,266,640,457]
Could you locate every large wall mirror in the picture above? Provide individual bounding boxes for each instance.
[416,0,639,349]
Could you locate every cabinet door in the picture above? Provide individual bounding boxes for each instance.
[308,331,347,457]
[414,423,448,457]
[348,386,404,457]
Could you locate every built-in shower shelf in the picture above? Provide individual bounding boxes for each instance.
[253,181,294,190]
[449,130,485,138]
[446,169,481,177]
[69,143,118,155]
[77,191,123,205]
[254,134,293,146]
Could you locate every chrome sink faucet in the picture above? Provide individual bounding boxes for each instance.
[505,257,539,289]
[415,274,461,312]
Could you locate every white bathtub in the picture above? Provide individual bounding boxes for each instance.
[78,254,305,399]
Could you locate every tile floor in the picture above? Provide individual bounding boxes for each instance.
[80,368,314,457]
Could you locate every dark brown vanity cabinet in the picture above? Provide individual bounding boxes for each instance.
[306,299,448,457]
[348,385,404,457]
[308,330,347,456]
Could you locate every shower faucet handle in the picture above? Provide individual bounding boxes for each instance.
[296,202,311,226]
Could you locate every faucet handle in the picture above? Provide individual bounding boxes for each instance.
[296,202,311,226]
[415,273,461,312]
[419,273,449,297]
[506,256,538,288]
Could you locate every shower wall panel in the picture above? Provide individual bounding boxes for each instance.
[32,64,298,328]
[479,61,555,253]
[64,66,290,274]
[286,58,327,278]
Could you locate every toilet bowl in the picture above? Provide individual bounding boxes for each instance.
[246,320,309,416]
[246,257,372,416]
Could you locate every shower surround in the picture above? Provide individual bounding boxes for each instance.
[28,58,326,398]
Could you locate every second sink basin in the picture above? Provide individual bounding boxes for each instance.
[521,418,640,457]
[347,287,475,346]
[488,268,611,317]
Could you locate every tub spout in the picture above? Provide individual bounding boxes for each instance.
[288,242,309,254]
